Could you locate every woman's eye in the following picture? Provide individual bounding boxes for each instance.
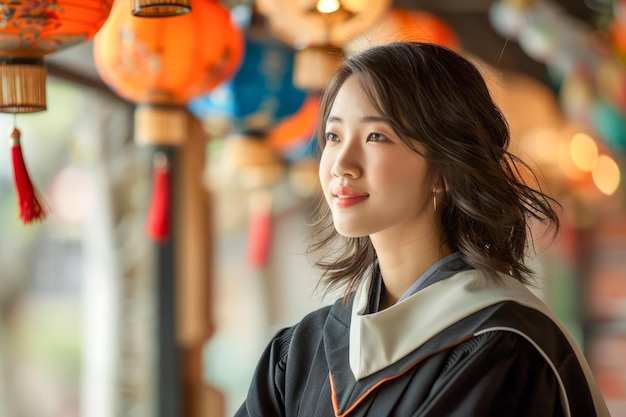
[325,132,339,142]
[367,132,387,142]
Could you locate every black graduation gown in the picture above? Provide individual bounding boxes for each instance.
[235,269,610,417]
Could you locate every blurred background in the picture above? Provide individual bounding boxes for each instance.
[0,0,625,416]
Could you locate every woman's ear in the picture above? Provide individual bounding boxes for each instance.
[432,176,449,194]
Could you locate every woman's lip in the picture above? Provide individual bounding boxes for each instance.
[332,186,369,198]
[331,186,369,208]
[333,194,368,208]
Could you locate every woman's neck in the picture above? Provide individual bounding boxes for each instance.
[372,226,451,310]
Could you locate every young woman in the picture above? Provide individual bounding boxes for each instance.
[235,42,610,416]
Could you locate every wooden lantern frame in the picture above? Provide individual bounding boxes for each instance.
[132,0,191,16]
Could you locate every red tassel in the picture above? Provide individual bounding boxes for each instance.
[145,151,171,243]
[10,127,46,224]
[246,190,273,268]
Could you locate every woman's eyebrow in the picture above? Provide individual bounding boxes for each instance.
[361,116,391,124]
[326,115,391,123]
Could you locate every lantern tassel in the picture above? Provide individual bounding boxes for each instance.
[146,151,171,243]
[10,127,46,224]
[246,189,273,268]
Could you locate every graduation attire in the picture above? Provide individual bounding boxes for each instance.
[235,254,610,417]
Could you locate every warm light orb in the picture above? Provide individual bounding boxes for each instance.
[317,0,340,13]
[569,132,598,172]
[558,141,586,182]
[592,155,621,196]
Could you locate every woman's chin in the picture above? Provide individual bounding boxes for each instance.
[334,227,370,239]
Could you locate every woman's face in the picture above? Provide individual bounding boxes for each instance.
[319,76,436,240]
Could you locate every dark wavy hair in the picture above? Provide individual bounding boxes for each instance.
[309,41,560,298]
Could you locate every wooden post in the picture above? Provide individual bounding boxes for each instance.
[174,111,223,417]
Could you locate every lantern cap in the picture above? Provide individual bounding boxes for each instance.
[135,104,187,146]
[0,57,46,114]
[132,0,191,17]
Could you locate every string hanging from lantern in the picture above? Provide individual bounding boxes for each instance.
[9,114,47,223]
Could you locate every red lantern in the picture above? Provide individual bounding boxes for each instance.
[93,0,244,241]
[0,0,114,224]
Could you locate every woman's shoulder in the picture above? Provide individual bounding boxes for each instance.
[268,300,341,357]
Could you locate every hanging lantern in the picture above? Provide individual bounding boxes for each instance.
[94,0,244,241]
[0,0,114,224]
[256,0,392,90]
[0,1,113,113]
[266,94,320,161]
[132,0,191,17]
[95,0,243,144]
[189,31,308,137]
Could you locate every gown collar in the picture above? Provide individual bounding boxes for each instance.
[366,252,468,314]
[350,268,550,380]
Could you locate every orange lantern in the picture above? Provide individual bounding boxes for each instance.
[346,8,459,56]
[0,1,114,113]
[266,94,320,157]
[93,0,244,241]
[0,0,114,224]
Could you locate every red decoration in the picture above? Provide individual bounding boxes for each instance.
[10,127,46,223]
[145,152,171,243]
[246,190,273,269]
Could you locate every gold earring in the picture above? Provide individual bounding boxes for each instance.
[433,195,437,212]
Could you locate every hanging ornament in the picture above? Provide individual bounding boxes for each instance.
[256,0,392,90]
[221,135,284,268]
[145,151,171,242]
[132,0,191,17]
[94,0,244,242]
[0,0,113,224]
[189,27,308,138]
[0,1,113,112]
[246,189,273,268]
[10,125,46,223]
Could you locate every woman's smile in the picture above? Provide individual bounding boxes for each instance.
[332,186,369,208]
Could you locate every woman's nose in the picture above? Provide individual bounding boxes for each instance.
[330,142,361,178]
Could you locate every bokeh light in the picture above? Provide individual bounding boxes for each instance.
[570,132,599,172]
[592,154,621,195]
